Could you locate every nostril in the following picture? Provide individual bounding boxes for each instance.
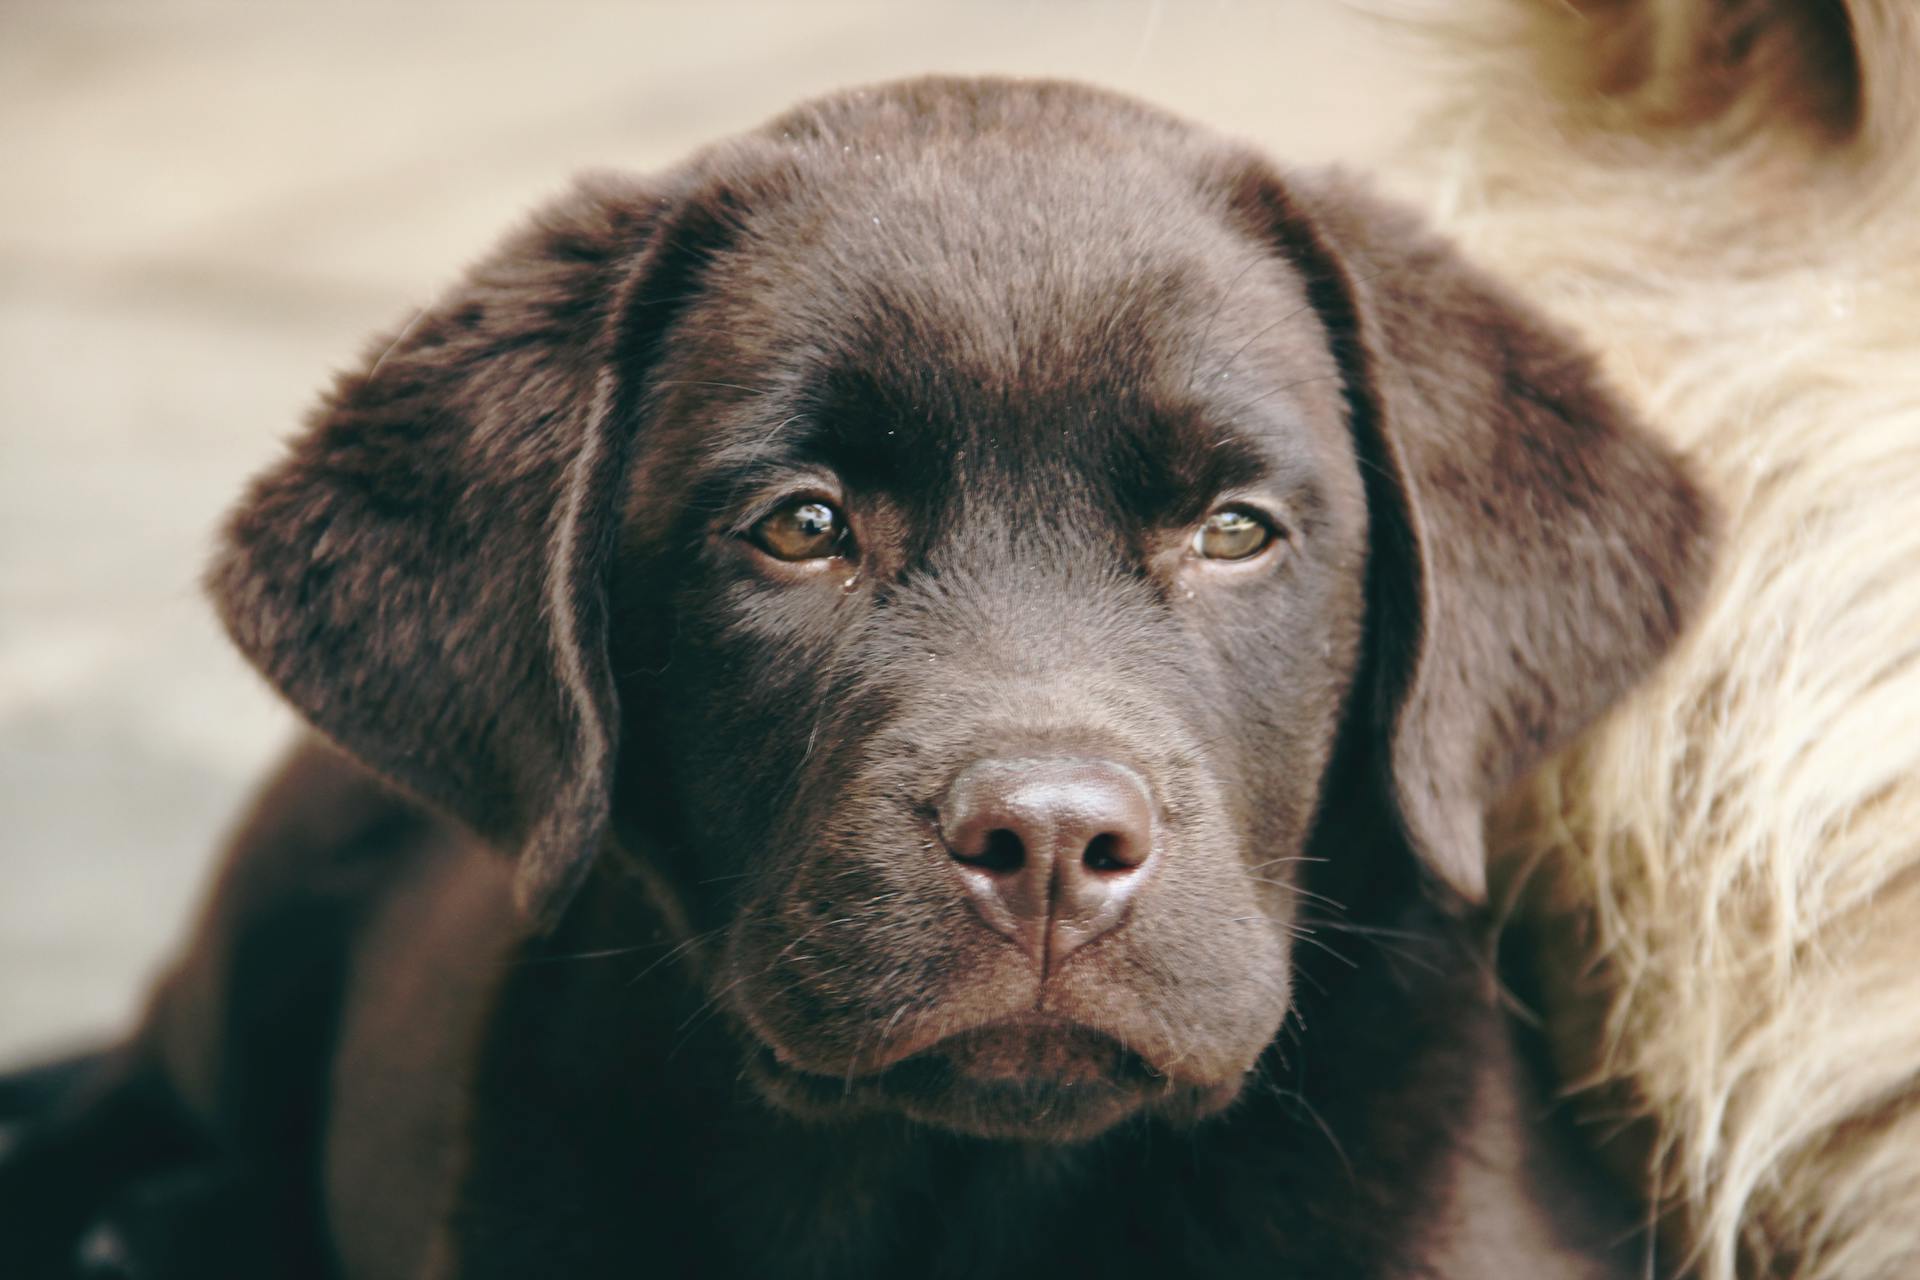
[939,756,1157,971]
[961,828,1026,874]
[1081,832,1136,873]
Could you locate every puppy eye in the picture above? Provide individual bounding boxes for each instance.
[1190,508,1277,561]
[752,499,849,562]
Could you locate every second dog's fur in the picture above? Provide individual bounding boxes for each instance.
[1403,2,1920,1276]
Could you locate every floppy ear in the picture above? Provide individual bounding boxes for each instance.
[208,172,730,928]
[1219,164,1716,901]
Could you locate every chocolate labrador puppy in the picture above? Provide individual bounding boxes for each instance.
[0,77,1713,1278]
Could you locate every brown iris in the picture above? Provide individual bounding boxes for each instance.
[1190,508,1275,561]
[752,499,847,561]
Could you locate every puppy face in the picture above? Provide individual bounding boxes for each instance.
[612,145,1371,1137]
[209,79,1713,1146]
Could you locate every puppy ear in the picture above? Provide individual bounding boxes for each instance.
[208,173,728,928]
[1220,164,1716,901]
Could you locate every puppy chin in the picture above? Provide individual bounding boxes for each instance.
[741,1019,1250,1143]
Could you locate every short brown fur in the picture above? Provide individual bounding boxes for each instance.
[0,77,1713,1279]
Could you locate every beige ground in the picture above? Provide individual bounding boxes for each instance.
[0,1,1442,1061]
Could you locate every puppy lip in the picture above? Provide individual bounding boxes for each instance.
[742,1020,1222,1142]
[921,1015,1160,1085]
[754,1012,1164,1087]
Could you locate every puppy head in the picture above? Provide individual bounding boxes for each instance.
[209,79,1712,1143]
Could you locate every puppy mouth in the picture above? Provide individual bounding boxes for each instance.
[922,1018,1150,1084]
[744,1016,1232,1141]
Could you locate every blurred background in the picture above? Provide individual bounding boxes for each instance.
[0,1,1445,1061]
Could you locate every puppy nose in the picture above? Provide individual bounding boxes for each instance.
[938,757,1156,973]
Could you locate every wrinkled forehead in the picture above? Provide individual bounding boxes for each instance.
[648,143,1351,524]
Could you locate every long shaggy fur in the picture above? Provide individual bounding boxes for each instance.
[1396,2,1920,1276]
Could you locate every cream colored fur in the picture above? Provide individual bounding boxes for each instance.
[1388,2,1920,1276]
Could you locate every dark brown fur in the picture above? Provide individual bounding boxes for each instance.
[0,78,1713,1278]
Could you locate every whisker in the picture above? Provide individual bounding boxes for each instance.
[1185,254,1266,388]
[1203,298,1318,384]
[625,927,728,987]
[513,943,661,966]
[652,378,776,396]
[1285,927,1360,970]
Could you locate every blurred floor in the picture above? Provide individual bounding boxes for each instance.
[0,1,1443,1059]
